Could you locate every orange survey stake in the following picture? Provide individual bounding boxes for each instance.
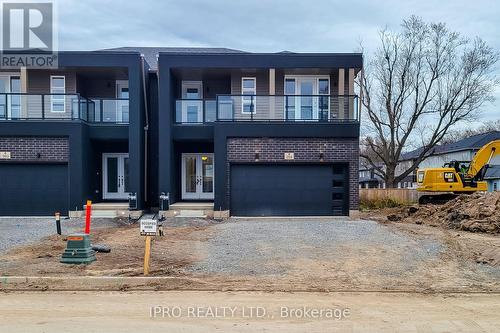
[85,200,92,234]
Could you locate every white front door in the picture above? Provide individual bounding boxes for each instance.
[181,81,203,123]
[182,153,214,200]
[103,153,130,200]
[116,80,129,123]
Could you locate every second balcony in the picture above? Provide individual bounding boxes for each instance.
[175,95,359,124]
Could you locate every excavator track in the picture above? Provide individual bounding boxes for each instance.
[418,193,459,205]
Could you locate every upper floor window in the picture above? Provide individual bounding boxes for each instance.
[50,75,65,112]
[241,77,256,114]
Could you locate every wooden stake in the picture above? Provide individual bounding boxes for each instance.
[143,236,152,275]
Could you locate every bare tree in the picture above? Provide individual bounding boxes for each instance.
[360,16,499,187]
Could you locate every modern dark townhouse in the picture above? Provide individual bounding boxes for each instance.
[0,47,362,217]
[0,51,147,216]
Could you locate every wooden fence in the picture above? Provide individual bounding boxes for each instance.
[359,188,420,204]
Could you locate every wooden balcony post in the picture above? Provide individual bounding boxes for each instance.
[20,67,28,118]
[269,68,275,120]
[338,68,345,120]
[348,68,355,120]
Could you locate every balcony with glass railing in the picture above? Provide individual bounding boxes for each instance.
[175,99,216,123]
[0,93,129,124]
[175,95,359,124]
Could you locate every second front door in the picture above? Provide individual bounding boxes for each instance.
[103,153,130,200]
[182,153,214,200]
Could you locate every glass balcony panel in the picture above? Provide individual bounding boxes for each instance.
[0,93,126,123]
[216,95,359,122]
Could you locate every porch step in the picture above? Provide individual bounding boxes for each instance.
[83,202,130,218]
[169,202,214,211]
[176,209,206,218]
[164,202,214,218]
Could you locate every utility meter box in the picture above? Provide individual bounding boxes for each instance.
[159,192,169,211]
[60,234,96,264]
[129,192,138,210]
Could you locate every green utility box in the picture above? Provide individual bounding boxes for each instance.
[60,234,96,264]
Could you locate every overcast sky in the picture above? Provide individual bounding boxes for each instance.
[58,0,499,125]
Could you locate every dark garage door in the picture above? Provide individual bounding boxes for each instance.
[0,163,69,216]
[230,164,348,216]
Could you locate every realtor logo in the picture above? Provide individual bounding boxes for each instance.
[0,1,58,68]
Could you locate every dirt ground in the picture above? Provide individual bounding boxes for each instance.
[380,192,500,234]
[1,216,500,293]
[2,291,500,333]
[361,205,500,268]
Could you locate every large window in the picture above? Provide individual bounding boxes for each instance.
[241,77,256,114]
[50,76,65,112]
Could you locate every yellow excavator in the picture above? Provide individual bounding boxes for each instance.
[416,139,500,204]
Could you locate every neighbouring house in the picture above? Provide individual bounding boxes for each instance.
[484,165,500,192]
[0,48,363,217]
[359,162,385,189]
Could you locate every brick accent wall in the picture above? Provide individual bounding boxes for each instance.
[0,137,69,162]
[226,137,359,210]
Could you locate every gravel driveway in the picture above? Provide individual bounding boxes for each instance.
[188,218,443,277]
[0,217,122,253]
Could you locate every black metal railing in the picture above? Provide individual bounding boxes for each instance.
[174,95,359,124]
[0,93,129,124]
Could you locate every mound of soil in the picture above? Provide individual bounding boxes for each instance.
[391,192,500,234]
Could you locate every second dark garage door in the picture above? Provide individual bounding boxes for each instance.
[0,163,69,216]
[230,163,348,216]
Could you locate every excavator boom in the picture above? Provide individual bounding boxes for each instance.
[466,140,500,178]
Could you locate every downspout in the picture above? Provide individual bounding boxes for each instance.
[141,55,149,204]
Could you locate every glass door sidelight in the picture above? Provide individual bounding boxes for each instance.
[181,81,203,123]
[103,153,130,200]
[182,153,214,200]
